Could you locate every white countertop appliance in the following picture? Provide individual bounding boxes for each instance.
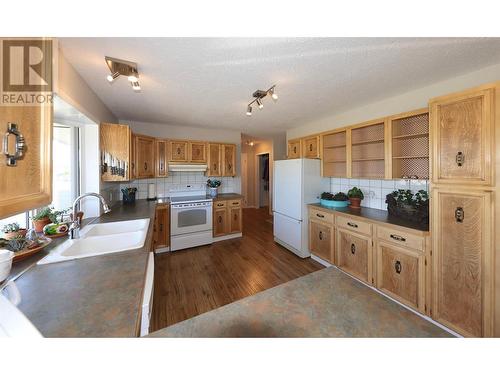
[169,184,213,251]
[273,158,329,258]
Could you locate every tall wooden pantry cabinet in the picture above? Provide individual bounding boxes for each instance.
[429,83,497,337]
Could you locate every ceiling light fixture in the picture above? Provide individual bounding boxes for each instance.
[245,84,278,116]
[105,56,142,92]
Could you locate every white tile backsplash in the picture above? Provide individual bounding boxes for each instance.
[120,172,240,200]
[329,178,429,211]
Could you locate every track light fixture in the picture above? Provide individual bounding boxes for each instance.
[245,85,277,116]
[105,56,142,92]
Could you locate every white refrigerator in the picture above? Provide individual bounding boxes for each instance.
[273,158,329,258]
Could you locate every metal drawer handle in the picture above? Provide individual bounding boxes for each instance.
[144,162,148,171]
[351,243,356,254]
[293,146,297,153]
[177,147,181,154]
[347,222,358,228]
[319,231,323,240]
[456,151,465,166]
[217,203,224,207]
[309,144,313,152]
[218,216,222,224]
[214,163,217,170]
[316,213,325,218]
[395,260,402,274]
[3,123,26,166]
[455,207,464,223]
[159,223,163,231]
[390,234,406,242]
[232,202,238,205]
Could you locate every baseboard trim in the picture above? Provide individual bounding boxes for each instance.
[154,246,170,254]
[212,233,242,242]
[310,254,333,268]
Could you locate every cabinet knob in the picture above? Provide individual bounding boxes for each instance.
[177,148,181,154]
[351,243,356,254]
[293,146,297,153]
[319,231,323,240]
[455,207,464,223]
[144,162,148,171]
[456,151,465,166]
[309,144,313,152]
[394,260,402,274]
[160,162,163,171]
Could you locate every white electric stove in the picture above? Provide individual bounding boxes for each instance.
[168,184,213,251]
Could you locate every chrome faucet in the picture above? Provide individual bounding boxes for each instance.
[69,193,112,239]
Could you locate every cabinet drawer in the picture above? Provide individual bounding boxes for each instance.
[336,215,371,236]
[376,242,424,311]
[309,208,334,224]
[376,226,424,252]
[214,200,227,208]
[228,199,241,207]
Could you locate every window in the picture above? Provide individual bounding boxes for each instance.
[0,125,80,235]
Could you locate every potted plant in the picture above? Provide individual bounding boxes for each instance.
[32,206,68,233]
[1,223,27,240]
[386,189,429,224]
[347,187,364,209]
[320,192,349,208]
[207,179,221,198]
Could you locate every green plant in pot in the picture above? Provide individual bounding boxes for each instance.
[1,222,27,240]
[386,189,429,224]
[347,187,364,209]
[207,179,221,198]
[32,206,68,233]
[320,192,349,208]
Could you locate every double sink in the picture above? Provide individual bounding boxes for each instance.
[38,218,150,265]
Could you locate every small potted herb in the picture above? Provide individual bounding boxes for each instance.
[207,179,222,198]
[1,223,27,240]
[347,187,364,209]
[32,206,69,233]
[320,192,349,208]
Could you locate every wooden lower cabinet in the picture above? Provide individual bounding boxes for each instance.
[154,205,170,250]
[309,220,334,264]
[376,242,425,312]
[213,198,242,237]
[432,188,493,337]
[337,228,372,284]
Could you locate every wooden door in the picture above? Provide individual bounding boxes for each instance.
[229,207,242,233]
[189,142,207,163]
[302,136,320,158]
[222,144,236,176]
[213,207,228,237]
[432,189,493,337]
[136,135,155,178]
[155,140,168,177]
[309,220,334,264]
[430,88,493,185]
[155,205,170,248]
[130,133,137,179]
[376,242,424,311]
[207,143,222,176]
[337,229,372,283]
[287,139,301,159]
[170,141,188,162]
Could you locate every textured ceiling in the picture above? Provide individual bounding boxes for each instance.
[59,37,500,136]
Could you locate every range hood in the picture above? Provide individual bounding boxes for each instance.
[168,164,208,172]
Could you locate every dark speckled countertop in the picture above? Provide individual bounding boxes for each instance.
[308,203,429,232]
[149,267,451,337]
[211,193,243,201]
[11,200,159,337]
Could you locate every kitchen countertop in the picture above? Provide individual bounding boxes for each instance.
[212,193,243,201]
[148,267,451,337]
[308,203,429,232]
[11,200,158,337]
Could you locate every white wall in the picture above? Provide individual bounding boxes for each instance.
[287,63,500,139]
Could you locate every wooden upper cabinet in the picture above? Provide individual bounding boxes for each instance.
[287,139,301,159]
[155,139,168,177]
[136,134,155,179]
[432,188,493,337]
[222,144,236,176]
[302,136,320,159]
[169,140,188,162]
[189,141,207,163]
[0,103,52,219]
[101,123,132,182]
[207,143,222,176]
[430,88,493,186]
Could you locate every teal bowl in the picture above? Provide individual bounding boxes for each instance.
[320,199,349,208]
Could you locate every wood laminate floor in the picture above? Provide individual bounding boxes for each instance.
[151,207,323,331]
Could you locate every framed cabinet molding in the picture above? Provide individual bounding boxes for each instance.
[169,140,188,162]
[430,87,494,186]
[189,141,207,163]
[302,135,320,159]
[287,139,302,159]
